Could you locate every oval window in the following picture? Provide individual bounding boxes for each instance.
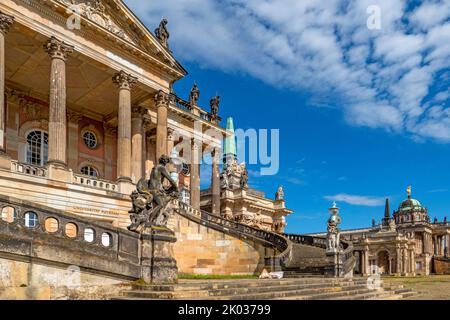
[83,131,98,149]
[84,228,95,243]
[101,233,112,247]
[44,217,59,233]
[1,206,16,223]
[65,223,78,238]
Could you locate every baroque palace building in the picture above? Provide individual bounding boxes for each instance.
[310,187,450,276]
[0,0,292,233]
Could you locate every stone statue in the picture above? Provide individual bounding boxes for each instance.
[128,155,179,232]
[155,18,170,48]
[240,164,249,189]
[189,83,200,106]
[210,96,220,119]
[326,202,342,253]
[275,185,284,201]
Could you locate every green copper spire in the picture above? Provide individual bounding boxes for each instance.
[223,117,237,161]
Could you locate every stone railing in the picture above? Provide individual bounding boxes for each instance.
[283,233,355,277]
[0,195,141,280]
[283,233,328,249]
[11,160,47,177]
[175,200,293,269]
[247,188,266,198]
[169,93,222,124]
[73,174,118,192]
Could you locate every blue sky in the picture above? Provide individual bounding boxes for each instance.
[124,0,450,233]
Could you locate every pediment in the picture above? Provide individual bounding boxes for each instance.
[57,0,186,76]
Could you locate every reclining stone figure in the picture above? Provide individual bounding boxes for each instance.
[128,155,179,232]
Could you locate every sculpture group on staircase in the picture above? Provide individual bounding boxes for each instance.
[128,155,179,232]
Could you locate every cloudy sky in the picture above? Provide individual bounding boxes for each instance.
[124,0,450,233]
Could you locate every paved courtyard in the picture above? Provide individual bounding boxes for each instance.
[384,275,450,300]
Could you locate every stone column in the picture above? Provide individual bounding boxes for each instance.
[44,36,74,168]
[396,247,401,274]
[434,236,438,255]
[211,148,221,215]
[131,106,145,183]
[103,124,116,181]
[155,90,169,161]
[67,111,82,172]
[364,249,369,275]
[145,136,156,180]
[0,12,14,157]
[190,139,201,209]
[112,71,137,191]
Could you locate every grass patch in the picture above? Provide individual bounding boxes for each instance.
[178,273,258,280]
[384,275,450,284]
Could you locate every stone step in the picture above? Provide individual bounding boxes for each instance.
[122,280,371,299]
[196,283,372,300]
[132,277,362,292]
[274,287,383,300]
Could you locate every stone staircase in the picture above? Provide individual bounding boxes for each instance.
[112,277,416,300]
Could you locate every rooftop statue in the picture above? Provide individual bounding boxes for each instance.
[155,18,170,49]
[189,83,200,106]
[210,96,220,119]
[128,155,179,232]
[275,185,284,201]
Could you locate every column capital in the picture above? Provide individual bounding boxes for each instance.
[0,11,14,35]
[103,123,117,136]
[112,70,137,90]
[67,110,83,123]
[154,90,170,108]
[44,36,74,61]
[131,105,146,118]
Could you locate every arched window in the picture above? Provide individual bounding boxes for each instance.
[26,130,48,166]
[83,131,98,149]
[180,187,190,204]
[81,166,98,177]
[24,211,38,228]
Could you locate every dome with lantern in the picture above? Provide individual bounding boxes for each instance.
[393,186,429,224]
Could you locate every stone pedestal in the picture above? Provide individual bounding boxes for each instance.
[140,227,178,284]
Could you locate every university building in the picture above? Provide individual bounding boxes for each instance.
[0,0,291,242]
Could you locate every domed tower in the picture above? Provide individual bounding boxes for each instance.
[393,186,429,225]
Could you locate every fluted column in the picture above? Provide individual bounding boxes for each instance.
[0,12,14,154]
[112,71,137,184]
[103,124,116,181]
[44,37,73,167]
[211,148,221,215]
[155,90,169,161]
[67,111,82,171]
[131,106,145,183]
[145,136,156,179]
[190,139,201,209]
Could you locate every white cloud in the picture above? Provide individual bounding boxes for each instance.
[124,0,450,142]
[324,194,385,206]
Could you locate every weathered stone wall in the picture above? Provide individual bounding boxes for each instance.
[169,213,267,275]
[0,258,131,300]
[433,257,450,274]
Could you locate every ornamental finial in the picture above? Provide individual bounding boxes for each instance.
[407,186,412,199]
